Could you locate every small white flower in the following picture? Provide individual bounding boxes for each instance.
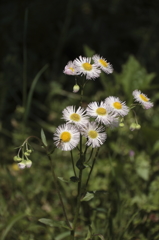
[92,54,113,74]
[74,56,101,80]
[25,159,32,168]
[81,121,107,148]
[62,106,89,126]
[18,160,26,169]
[132,90,154,109]
[53,124,80,151]
[86,101,117,126]
[63,61,79,75]
[105,96,129,116]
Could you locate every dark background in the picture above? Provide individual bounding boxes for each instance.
[0,0,159,155]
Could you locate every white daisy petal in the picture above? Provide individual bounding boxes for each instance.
[53,124,80,151]
[63,61,79,75]
[74,56,101,80]
[132,89,153,109]
[105,96,129,116]
[86,101,117,126]
[92,54,113,74]
[81,121,107,148]
[62,106,89,126]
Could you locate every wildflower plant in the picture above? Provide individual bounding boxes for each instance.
[14,54,154,239]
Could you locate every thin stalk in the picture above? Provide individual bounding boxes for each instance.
[70,150,77,177]
[70,136,83,239]
[85,148,99,189]
[20,136,71,229]
[23,8,28,110]
[86,147,94,163]
[48,153,72,229]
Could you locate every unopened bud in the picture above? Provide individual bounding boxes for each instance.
[18,160,26,169]
[119,123,124,127]
[13,156,22,162]
[25,159,32,168]
[27,149,32,153]
[130,123,141,131]
[24,152,30,156]
[73,84,80,93]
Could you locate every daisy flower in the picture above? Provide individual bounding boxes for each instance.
[63,61,79,75]
[74,56,101,80]
[92,54,113,74]
[53,124,80,151]
[132,90,154,109]
[62,106,89,126]
[81,121,107,148]
[105,96,129,117]
[86,101,117,126]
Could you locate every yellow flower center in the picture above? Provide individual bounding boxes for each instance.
[96,107,106,115]
[88,130,98,139]
[99,59,108,67]
[70,113,81,122]
[113,102,122,109]
[69,67,74,72]
[82,62,92,71]
[60,131,71,142]
[140,94,148,102]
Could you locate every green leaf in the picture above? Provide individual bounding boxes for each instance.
[76,157,86,170]
[114,55,156,97]
[1,213,27,240]
[135,153,150,181]
[81,192,94,202]
[70,176,79,182]
[58,177,69,183]
[41,128,48,147]
[83,45,95,57]
[85,225,92,240]
[55,231,70,240]
[38,218,72,230]
[92,234,105,240]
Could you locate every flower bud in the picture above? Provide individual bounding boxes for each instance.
[27,149,32,153]
[13,156,22,162]
[24,152,30,156]
[18,160,26,169]
[73,84,80,93]
[25,159,32,168]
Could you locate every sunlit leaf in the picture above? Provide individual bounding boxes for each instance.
[41,128,48,147]
[38,218,72,230]
[81,192,94,202]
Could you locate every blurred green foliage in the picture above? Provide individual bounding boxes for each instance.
[0,0,159,239]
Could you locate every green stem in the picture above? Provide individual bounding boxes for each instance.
[48,153,72,229]
[70,136,84,239]
[70,151,77,177]
[85,148,99,189]
[20,136,71,229]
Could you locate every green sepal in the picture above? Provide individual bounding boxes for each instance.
[41,128,48,147]
[70,176,79,182]
[81,192,94,202]
[38,218,72,230]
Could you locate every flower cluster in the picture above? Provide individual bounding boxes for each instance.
[53,95,130,151]
[63,55,113,80]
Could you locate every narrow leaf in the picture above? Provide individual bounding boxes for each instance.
[1,213,26,240]
[58,177,69,183]
[38,218,72,230]
[41,128,48,147]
